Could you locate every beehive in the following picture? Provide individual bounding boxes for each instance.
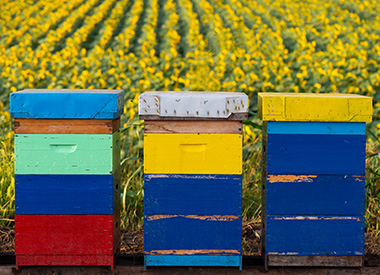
[10,89,124,269]
[139,91,248,269]
[259,93,372,268]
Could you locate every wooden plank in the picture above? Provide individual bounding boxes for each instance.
[267,255,363,267]
[15,174,119,215]
[16,254,116,269]
[265,215,364,256]
[15,132,120,175]
[266,121,365,135]
[266,175,364,215]
[144,134,242,174]
[139,113,248,121]
[258,93,372,122]
[144,174,241,215]
[15,213,119,255]
[145,255,242,268]
[267,134,366,175]
[10,89,124,119]
[144,216,241,255]
[144,120,242,134]
[14,118,120,134]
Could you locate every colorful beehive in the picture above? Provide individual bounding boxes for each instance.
[10,89,124,269]
[259,93,372,268]
[139,91,248,269]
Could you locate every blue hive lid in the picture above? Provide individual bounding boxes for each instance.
[10,89,124,119]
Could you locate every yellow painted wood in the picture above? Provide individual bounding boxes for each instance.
[258,93,372,122]
[144,134,242,174]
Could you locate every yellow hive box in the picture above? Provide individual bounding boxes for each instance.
[258,93,372,122]
[144,133,242,174]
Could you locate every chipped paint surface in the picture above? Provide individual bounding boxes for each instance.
[268,252,299,256]
[146,214,240,221]
[258,92,372,122]
[267,175,317,183]
[273,216,361,221]
[146,249,240,255]
[139,92,248,119]
[145,174,241,180]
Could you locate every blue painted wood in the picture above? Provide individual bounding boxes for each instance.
[266,175,364,215]
[145,255,242,267]
[267,122,365,135]
[10,89,124,119]
[266,215,364,256]
[267,134,366,175]
[144,174,242,215]
[144,216,241,254]
[15,174,118,214]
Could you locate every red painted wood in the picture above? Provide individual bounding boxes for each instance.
[16,254,117,269]
[15,214,120,256]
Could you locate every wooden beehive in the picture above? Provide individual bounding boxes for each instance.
[259,93,372,268]
[10,89,124,269]
[139,91,248,269]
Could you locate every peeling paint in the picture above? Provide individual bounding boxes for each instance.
[154,174,220,180]
[273,216,361,221]
[148,174,170,178]
[267,175,317,183]
[146,249,240,255]
[146,214,240,221]
[268,252,299,256]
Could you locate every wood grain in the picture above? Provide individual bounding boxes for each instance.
[266,133,366,175]
[10,89,124,119]
[267,255,363,267]
[144,120,242,134]
[140,113,247,121]
[144,216,241,255]
[265,174,364,215]
[144,174,241,215]
[144,133,242,174]
[265,215,364,256]
[258,93,372,122]
[16,254,117,269]
[15,174,118,215]
[266,121,366,135]
[15,213,120,255]
[145,255,241,267]
[14,118,120,134]
[15,132,120,175]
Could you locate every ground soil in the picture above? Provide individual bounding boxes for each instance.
[2,222,380,266]
[0,227,14,253]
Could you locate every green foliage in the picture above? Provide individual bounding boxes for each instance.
[0,102,14,227]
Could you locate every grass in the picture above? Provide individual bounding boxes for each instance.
[0,104,14,227]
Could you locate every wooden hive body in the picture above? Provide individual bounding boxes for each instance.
[259,93,372,268]
[140,92,248,269]
[11,89,124,269]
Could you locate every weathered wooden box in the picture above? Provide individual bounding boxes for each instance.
[259,93,372,268]
[10,89,124,269]
[139,92,248,269]
[15,212,120,269]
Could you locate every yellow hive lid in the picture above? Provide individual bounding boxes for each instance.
[258,93,373,122]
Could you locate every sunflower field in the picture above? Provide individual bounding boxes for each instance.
[1,0,380,235]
